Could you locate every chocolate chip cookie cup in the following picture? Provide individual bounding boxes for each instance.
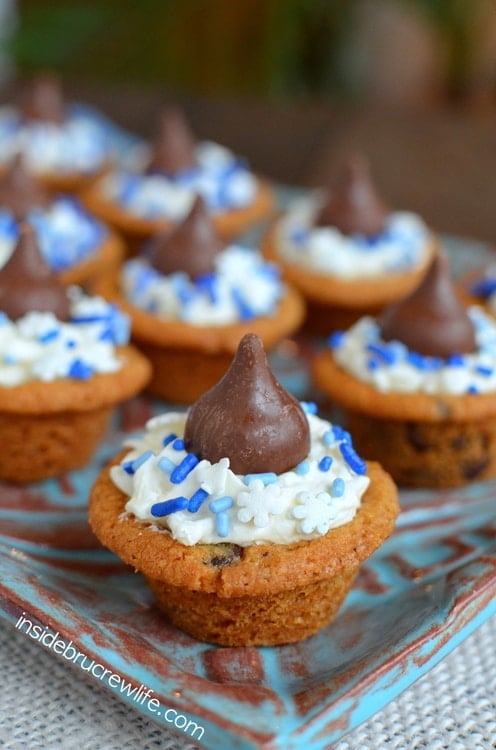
[262,154,437,335]
[0,225,151,483]
[0,157,124,293]
[93,197,305,404]
[313,253,496,488]
[0,75,114,196]
[89,334,398,646]
[82,106,275,252]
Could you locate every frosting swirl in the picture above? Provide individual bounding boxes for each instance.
[0,105,112,175]
[275,194,430,279]
[329,306,496,395]
[121,244,284,326]
[111,406,370,546]
[0,286,130,387]
[100,140,258,219]
[0,198,106,272]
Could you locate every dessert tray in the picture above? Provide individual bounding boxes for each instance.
[1,235,496,750]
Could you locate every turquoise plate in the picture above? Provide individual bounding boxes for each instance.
[1,236,496,750]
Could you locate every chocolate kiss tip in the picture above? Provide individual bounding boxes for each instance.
[0,223,71,321]
[148,195,224,279]
[184,333,311,475]
[379,252,476,357]
[0,155,50,218]
[315,153,389,237]
[147,105,197,175]
[20,74,66,124]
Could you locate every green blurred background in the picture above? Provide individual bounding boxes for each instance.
[3,0,496,108]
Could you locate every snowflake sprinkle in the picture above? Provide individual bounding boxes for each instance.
[292,491,338,535]
[236,479,285,527]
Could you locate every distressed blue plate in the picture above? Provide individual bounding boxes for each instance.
[1,236,496,750]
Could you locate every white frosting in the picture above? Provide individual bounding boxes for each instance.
[0,199,105,272]
[110,409,370,546]
[99,141,258,219]
[0,287,130,386]
[275,195,430,278]
[0,105,111,174]
[331,307,496,395]
[121,246,283,326]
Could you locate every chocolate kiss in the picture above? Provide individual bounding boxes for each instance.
[0,224,71,321]
[19,74,66,124]
[146,106,197,175]
[184,333,311,475]
[315,154,389,237]
[147,195,224,279]
[0,155,51,219]
[378,252,476,357]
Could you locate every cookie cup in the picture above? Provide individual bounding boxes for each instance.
[89,457,398,646]
[314,350,496,487]
[27,164,110,198]
[263,225,438,335]
[0,346,151,483]
[93,276,305,404]
[82,177,275,255]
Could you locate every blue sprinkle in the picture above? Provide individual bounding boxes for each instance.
[98,327,114,342]
[132,450,154,471]
[366,342,396,365]
[331,477,345,498]
[68,359,94,380]
[407,352,442,371]
[71,314,108,324]
[195,273,219,304]
[172,438,185,451]
[476,365,493,377]
[300,401,318,415]
[39,328,59,344]
[244,472,278,485]
[157,456,176,475]
[177,284,195,305]
[215,511,230,538]
[151,496,189,517]
[188,488,209,513]
[328,330,345,349]
[170,453,199,483]
[367,358,379,371]
[123,449,154,475]
[339,442,367,475]
[295,460,310,475]
[322,430,335,447]
[470,277,496,298]
[289,228,309,245]
[407,351,430,370]
[209,496,234,514]
[145,300,158,314]
[65,339,77,349]
[318,456,333,472]
[162,433,177,447]
[332,425,352,444]
[134,265,158,294]
[231,287,255,321]
[467,384,479,394]
[447,353,465,367]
